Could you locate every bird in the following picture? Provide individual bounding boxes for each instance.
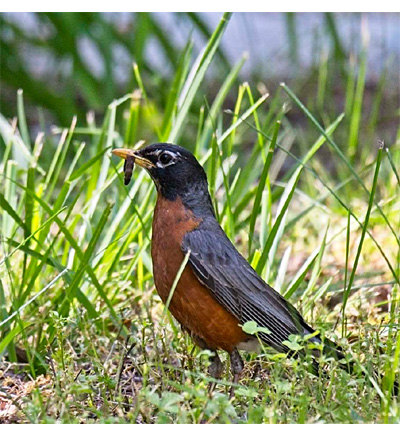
[112,143,395,396]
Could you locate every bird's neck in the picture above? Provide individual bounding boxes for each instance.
[159,181,215,220]
[181,189,215,219]
[181,178,215,219]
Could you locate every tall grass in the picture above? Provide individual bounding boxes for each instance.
[0,12,399,423]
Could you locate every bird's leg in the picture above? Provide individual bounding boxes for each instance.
[229,348,244,399]
[208,350,223,394]
[187,330,224,395]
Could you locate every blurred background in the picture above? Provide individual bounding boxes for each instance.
[1,12,399,134]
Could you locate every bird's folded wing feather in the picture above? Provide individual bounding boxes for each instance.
[181,223,316,352]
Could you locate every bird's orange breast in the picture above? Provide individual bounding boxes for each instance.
[151,195,248,352]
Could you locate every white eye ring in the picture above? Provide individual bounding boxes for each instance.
[157,151,176,168]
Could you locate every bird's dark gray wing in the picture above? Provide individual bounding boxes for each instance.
[181,221,317,353]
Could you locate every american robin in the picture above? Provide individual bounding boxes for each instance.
[112,143,394,395]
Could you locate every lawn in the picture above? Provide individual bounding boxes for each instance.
[1,12,399,423]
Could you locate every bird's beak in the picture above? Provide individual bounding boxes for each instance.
[112,148,155,169]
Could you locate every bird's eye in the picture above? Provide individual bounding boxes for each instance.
[159,152,173,165]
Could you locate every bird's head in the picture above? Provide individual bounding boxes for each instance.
[112,143,214,216]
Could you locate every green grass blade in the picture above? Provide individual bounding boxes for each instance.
[284,248,319,300]
[60,203,113,315]
[341,142,385,319]
[201,92,269,164]
[17,89,31,147]
[160,41,193,141]
[347,49,367,158]
[0,191,30,236]
[0,322,30,358]
[168,12,232,144]
[45,117,77,199]
[248,120,280,255]
[386,147,400,188]
[200,54,247,151]
[255,118,330,275]
[68,147,110,181]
